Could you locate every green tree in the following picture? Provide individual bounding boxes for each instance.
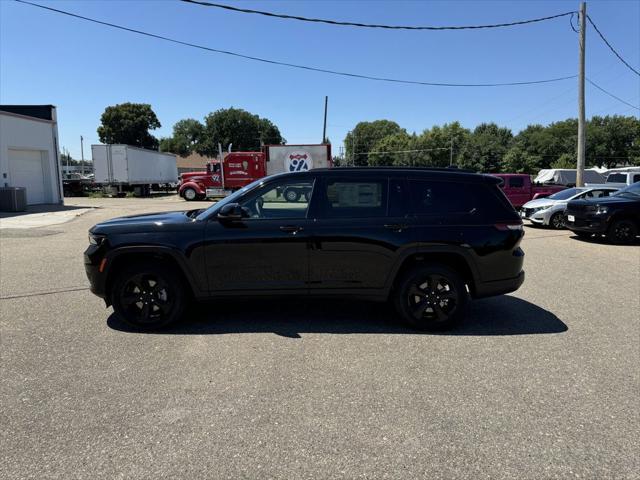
[344,120,406,166]
[198,108,284,156]
[503,146,541,173]
[550,153,576,169]
[460,123,513,172]
[586,115,640,168]
[159,119,205,156]
[368,132,413,166]
[97,103,161,149]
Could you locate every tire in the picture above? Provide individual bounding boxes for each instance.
[111,263,186,330]
[549,212,566,229]
[607,219,638,245]
[182,187,198,201]
[394,264,468,331]
[284,188,300,202]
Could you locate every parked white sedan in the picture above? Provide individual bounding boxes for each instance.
[521,186,619,229]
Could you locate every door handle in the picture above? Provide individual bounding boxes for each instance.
[384,224,407,232]
[280,225,303,234]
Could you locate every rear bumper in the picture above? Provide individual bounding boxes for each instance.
[474,271,525,299]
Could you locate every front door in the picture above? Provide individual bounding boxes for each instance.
[204,177,315,292]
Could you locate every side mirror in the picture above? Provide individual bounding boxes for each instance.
[217,203,245,221]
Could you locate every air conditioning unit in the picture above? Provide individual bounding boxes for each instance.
[0,187,27,212]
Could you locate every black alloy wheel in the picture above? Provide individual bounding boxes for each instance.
[550,212,565,229]
[395,265,468,331]
[112,264,185,329]
[607,219,638,245]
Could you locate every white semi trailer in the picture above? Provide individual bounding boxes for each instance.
[92,144,178,195]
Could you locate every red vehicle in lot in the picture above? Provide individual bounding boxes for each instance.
[178,152,266,201]
[491,173,566,208]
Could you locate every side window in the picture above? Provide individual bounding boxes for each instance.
[239,179,314,219]
[388,178,408,217]
[409,180,477,215]
[508,177,525,188]
[633,174,640,183]
[321,178,387,218]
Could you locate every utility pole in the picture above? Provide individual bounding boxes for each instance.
[449,137,454,166]
[576,1,587,187]
[80,135,85,176]
[322,96,328,143]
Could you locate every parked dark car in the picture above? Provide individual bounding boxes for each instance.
[564,182,640,244]
[84,168,525,331]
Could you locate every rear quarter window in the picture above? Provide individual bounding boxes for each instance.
[408,180,478,215]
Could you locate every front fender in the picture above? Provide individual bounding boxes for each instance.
[179,182,205,195]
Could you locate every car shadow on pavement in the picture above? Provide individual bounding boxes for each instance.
[107,295,567,337]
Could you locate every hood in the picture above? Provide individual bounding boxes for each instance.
[522,198,558,209]
[91,210,200,235]
[568,195,638,207]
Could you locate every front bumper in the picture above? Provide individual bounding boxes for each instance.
[84,246,107,298]
[521,209,551,225]
[474,270,525,299]
[564,213,608,233]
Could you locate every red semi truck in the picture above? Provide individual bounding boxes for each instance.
[178,144,331,201]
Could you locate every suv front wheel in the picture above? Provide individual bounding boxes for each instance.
[394,264,468,331]
[111,263,186,330]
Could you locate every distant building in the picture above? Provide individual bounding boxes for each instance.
[0,105,63,205]
[176,152,213,174]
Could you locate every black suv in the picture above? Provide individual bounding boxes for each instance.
[565,182,640,244]
[85,168,525,330]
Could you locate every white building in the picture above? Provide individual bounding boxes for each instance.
[0,105,64,205]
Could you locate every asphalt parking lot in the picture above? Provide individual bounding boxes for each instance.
[1,195,638,479]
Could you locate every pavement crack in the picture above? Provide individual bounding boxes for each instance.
[0,286,90,300]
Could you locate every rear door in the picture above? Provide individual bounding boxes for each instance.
[308,174,414,291]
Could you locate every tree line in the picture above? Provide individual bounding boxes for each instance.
[343,116,639,171]
[96,103,285,156]
[95,103,638,171]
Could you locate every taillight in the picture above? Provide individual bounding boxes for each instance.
[494,222,523,231]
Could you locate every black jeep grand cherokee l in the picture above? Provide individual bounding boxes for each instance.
[85,168,525,331]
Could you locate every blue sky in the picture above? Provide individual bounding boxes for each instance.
[1,0,638,159]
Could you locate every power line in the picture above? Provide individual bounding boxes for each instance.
[357,148,450,155]
[587,15,640,77]
[586,78,640,110]
[14,0,577,88]
[181,0,575,31]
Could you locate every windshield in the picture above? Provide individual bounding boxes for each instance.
[548,188,582,200]
[613,182,640,197]
[195,178,266,221]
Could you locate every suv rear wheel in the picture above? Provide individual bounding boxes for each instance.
[394,264,468,331]
[111,263,185,329]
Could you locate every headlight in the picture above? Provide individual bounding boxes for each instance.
[88,233,106,245]
[595,206,608,215]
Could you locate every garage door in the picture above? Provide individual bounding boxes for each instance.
[9,149,46,204]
